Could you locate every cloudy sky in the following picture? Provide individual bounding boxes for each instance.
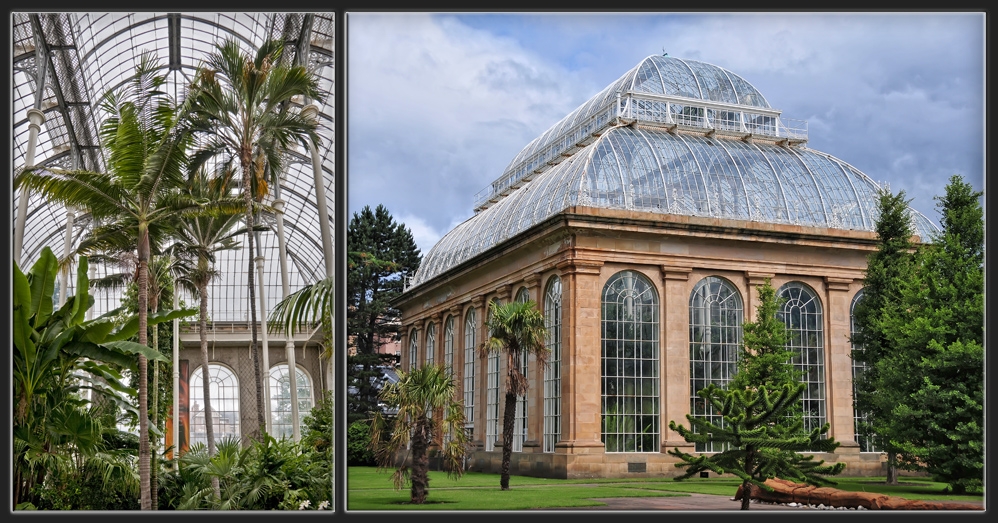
[347,12,985,256]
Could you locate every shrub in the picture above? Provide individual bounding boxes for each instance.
[347,420,376,466]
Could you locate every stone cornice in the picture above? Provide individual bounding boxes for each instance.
[660,265,693,281]
[556,258,603,275]
[824,276,853,292]
[746,271,777,286]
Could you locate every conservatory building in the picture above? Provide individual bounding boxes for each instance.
[395,54,937,479]
[13,12,335,453]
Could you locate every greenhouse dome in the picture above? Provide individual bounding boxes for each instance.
[13,12,335,320]
[412,55,937,290]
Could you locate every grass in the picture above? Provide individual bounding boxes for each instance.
[348,466,984,511]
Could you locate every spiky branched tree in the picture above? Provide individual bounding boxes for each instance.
[668,382,845,510]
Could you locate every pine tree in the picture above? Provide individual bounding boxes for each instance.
[347,205,421,421]
[887,175,983,493]
[850,187,916,484]
[669,278,844,510]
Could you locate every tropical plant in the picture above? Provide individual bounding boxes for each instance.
[480,300,548,490]
[14,53,205,509]
[13,247,186,507]
[186,37,322,443]
[166,167,249,500]
[369,364,469,504]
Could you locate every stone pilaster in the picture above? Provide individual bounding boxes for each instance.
[554,259,604,454]
[824,276,859,448]
[660,266,693,451]
[744,271,776,322]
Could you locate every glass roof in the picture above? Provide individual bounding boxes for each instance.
[478,55,774,210]
[12,12,334,320]
[410,57,938,291]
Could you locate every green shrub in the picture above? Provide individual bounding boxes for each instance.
[347,420,376,466]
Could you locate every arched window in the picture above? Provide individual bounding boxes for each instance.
[689,276,743,452]
[444,315,455,371]
[464,308,477,433]
[850,289,878,452]
[485,299,501,451]
[189,364,240,447]
[543,276,562,453]
[268,364,313,440]
[777,282,826,434]
[408,329,418,370]
[426,322,436,366]
[601,270,659,453]
[512,288,530,452]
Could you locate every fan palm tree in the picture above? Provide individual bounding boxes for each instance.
[15,53,202,510]
[369,364,469,504]
[186,38,323,442]
[480,300,548,491]
[166,167,249,503]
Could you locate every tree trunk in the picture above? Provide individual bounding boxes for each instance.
[241,156,265,443]
[151,297,159,510]
[199,282,222,502]
[410,421,429,504]
[500,390,516,490]
[886,452,899,485]
[138,238,150,510]
[741,480,752,510]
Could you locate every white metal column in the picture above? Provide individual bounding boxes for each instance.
[273,197,301,442]
[14,108,46,266]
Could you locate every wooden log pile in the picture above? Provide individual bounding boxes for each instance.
[734,478,983,510]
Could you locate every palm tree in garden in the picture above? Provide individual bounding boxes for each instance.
[166,167,248,502]
[186,38,323,442]
[481,300,548,491]
[15,54,202,510]
[369,364,470,504]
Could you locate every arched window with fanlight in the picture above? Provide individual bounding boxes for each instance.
[485,299,501,452]
[189,364,240,447]
[464,308,477,434]
[408,329,418,370]
[543,276,562,453]
[850,289,878,452]
[777,281,826,434]
[444,315,455,371]
[689,276,743,453]
[268,364,313,440]
[511,287,530,452]
[601,270,659,453]
[426,322,436,367]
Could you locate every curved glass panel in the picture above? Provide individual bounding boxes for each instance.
[13,12,335,322]
[777,282,826,435]
[268,364,313,440]
[601,270,659,453]
[689,276,743,453]
[543,276,562,453]
[410,125,938,290]
[189,364,240,446]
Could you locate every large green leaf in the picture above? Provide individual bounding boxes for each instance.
[101,340,170,363]
[104,307,197,342]
[71,255,90,324]
[13,262,36,360]
[26,247,58,327]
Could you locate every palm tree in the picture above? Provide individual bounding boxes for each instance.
[186,38,322,442]
[166,167,248,503]
[15,54,199,510]
[369,364,469,504]
[480,300,548,491]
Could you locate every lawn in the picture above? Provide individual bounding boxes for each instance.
[348,467,984,511]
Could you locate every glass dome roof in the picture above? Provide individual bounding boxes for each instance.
[12,12,334,320]
[410,57,938,291]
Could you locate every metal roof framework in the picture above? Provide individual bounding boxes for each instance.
[12,12,334,321]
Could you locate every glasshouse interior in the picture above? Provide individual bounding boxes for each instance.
[12,12,334,510]
[396,54,939,479]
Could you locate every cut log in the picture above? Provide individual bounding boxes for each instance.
[734,478,982,510]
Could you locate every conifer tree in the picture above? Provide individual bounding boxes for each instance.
[669,278,844,510]
[851,188,917,484]
[668,383,845,510]
[886,175,983,493]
